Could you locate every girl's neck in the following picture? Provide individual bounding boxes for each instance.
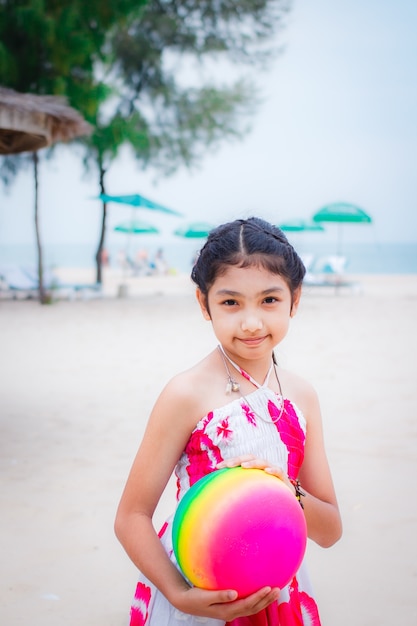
[218,345,274,389]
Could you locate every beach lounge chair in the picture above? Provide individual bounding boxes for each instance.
[300,253,315,272]
[0,266,40,299]
[303,256,361,293]
[0,266,102,300]
[22,266,103,299]
[0,266,67,299]
[21,266,60,289]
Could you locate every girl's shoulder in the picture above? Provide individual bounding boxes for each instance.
[278,366,320,416]
[158,350,235,424]
[164,353,213,398]
[155,351,222,425]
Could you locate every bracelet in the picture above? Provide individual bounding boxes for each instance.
[289,478,306,509]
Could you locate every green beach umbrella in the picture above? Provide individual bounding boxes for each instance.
[112,219,160,296]
[100,193,182,216]
[313,202,372,224]
[114,219,159,267]
[312,202,372,254]
[114,219,159,235]
[174,221,217,239]
[277,219,325,263]
[278,219,325,233]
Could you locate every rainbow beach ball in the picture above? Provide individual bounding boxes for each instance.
[172,467,307,597]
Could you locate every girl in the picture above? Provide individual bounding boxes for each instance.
[115,217,342,625]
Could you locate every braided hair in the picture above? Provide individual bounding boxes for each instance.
[191,217,306,299]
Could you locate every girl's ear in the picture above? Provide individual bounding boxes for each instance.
[196,288,211,320]
[290,287,302,318]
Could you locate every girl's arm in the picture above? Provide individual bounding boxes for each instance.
[296,383,342,547]
[114,375,280,621]
[218,380,342,548]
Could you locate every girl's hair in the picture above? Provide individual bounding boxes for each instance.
[191,217,306,297]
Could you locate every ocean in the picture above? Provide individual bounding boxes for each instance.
[1,239,417,275]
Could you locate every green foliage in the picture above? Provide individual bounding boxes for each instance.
[85,0,291,174]
[87,112,151,163]
[138,80,257,174]
[0,0,291,174]
[0,0,145,108]
[0,0,292,283]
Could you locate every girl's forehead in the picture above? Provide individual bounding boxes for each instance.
[210,264,290,291]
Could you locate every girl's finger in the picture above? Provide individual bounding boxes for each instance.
[217,454,256,468]
[264,466,286,479]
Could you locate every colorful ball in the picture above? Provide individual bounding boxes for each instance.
[172,467,307,597]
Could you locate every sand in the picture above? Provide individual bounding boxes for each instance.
[1,271,417,625]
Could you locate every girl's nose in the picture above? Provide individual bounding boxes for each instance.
[241,313,263,332]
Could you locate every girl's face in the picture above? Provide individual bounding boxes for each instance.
[197,264,300,364]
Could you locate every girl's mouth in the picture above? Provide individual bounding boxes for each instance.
[239,336,266,346]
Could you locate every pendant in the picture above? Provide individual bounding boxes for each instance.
[226,378,240,394]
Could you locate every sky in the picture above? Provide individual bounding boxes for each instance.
[1,0,416,250]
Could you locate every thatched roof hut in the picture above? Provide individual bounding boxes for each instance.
[0,87,93,303]
[0,87,92,154]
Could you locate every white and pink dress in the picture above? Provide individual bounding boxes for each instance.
[129,374,321,626]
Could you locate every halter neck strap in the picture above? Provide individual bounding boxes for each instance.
[218,344,274,389]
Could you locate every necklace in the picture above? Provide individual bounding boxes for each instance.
[217,345,285,424]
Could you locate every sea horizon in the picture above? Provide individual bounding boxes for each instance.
[1,239,417,275]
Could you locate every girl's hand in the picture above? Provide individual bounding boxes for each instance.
[217,455,294,492]
[173,584,280,621]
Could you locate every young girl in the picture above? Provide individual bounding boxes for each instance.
[115,217,342,626]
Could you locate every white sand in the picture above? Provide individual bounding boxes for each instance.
[1,272,416,625]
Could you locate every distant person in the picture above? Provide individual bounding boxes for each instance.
[134,249,151,276]
[191,249,200,268]
[152,247,169,275]
[117,249,126,269]
[115,217,342,626]
[100,247,110,266]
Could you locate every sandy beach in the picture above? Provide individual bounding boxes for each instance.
[1,271,416,626]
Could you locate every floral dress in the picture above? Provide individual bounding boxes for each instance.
[129,382,321,626]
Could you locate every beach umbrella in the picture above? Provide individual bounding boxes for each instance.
[114,219,159,259]
[94,193,181,283]
[278,219,325,233]
[99,193,182,216]
[278,219,325,265]
[277,219,325,268]
[313,202,372,224]
[174,221,217,239]
[114,219,159,235]
[114,220,160,290]
[0,86,92,155]
[0,86,92,303]
[312,202,372,255]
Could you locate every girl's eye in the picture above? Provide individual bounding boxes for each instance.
[264,296,277,304]
[223,299,237,306]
